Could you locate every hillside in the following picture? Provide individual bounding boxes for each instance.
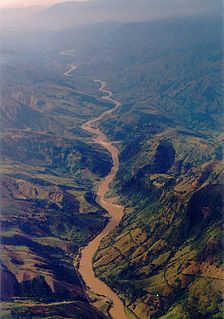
[0,3,223,319]
[79,14,224,319]
[94,131,223,318]
[0,52,112,318]
[1,0,221,31]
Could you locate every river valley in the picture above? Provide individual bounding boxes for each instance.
[78,80,128,319]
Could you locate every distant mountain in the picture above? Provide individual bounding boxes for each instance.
[1,0,222,31]
[0,1,223,318]
[57,13,222,133]
[82,12,223,319]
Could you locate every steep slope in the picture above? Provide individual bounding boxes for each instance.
[79,13,224,319]
[0,97,61,132]
[0,50,113,318]
[0,4,223,319]
[0,129,111,318]
[94,131,223,318]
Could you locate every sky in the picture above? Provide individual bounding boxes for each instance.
[0,0,88,9]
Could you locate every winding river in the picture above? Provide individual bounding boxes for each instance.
[63,64,77,76]
[79,80,128,319]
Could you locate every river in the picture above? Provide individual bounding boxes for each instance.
[63,64,77,76]
[79,80,128,319]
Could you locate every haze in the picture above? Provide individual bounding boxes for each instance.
[1,0,221,33]
[0,0,87,8]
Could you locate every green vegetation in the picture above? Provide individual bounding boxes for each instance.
[90,13,223,319]
[0,300,106,319]
[0,44,113,318]
[1,5,223,319]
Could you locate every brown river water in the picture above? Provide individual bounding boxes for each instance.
[79,80,128,319]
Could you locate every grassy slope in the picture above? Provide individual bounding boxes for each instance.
[87,14,224,319]
[0,57,112,318]
[1,11,223,319]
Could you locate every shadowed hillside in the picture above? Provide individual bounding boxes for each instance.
[0,46,112,318]
[84,14,224,319]
[0,2,223,319]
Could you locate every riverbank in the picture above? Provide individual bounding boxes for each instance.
[78,80,128,319]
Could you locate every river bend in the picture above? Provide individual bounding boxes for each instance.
[79,80,127,319]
